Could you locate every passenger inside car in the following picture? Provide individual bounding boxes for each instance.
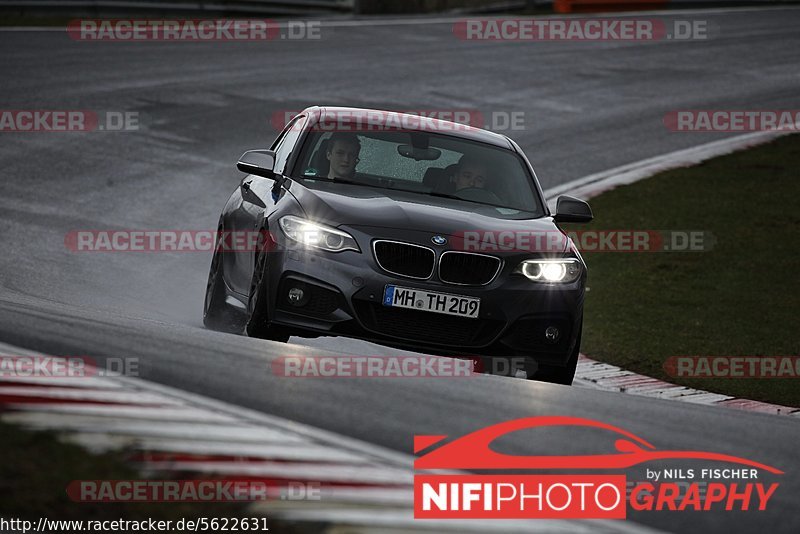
[452,155,488,192]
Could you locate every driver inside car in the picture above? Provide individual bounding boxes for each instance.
[326,132,361,180]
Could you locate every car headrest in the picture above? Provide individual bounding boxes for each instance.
[423,166,446,188]
[423,164,460,194]
[308,139,330,176]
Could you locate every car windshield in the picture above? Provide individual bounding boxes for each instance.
[291,129,544,216]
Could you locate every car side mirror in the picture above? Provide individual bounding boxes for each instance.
[237,150,276,179]
[554,195,593,223]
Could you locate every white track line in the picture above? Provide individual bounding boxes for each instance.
[140,461,413,485]
[0,385,180,405]
[2,402,241,422]
[0,412,305,441]
[129,439,372,463]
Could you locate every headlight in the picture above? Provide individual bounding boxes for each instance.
[279,216,360,253]
[514,258,582,283]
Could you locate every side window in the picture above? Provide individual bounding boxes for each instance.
[273,115,305,175]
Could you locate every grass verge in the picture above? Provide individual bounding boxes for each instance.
[564,134,800,407]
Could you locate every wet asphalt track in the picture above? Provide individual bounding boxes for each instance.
[1,7,800,532]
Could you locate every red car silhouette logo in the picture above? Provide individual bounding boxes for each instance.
[414,416,783,473]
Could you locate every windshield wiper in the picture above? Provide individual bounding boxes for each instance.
[305,177,533,213]
[425,191,525,212]
[308,177,386,189]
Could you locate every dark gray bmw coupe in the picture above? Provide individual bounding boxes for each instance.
[203,107,593,384]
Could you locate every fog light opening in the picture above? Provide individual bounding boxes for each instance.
[287,286,309,307]
[544,326,560,344]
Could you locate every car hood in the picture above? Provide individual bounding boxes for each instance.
[289,181,566,249]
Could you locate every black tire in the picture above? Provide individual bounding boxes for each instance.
[245,246,290,342]
[530,321,582,385]
[203,240,245,333]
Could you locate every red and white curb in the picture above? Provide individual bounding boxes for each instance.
[574,355,800,417]
[0,342,661,533]
[547,125,800,417]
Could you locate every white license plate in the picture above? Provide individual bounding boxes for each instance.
[382,285,480,319]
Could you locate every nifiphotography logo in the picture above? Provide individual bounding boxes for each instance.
[413,416,783,519]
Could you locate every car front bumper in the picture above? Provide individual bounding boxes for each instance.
[264,227,585,368]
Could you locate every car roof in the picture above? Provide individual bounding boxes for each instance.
[300,106,515,150]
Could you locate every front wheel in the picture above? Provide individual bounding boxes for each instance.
[203,240,245,333]
[245,247,290,342]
